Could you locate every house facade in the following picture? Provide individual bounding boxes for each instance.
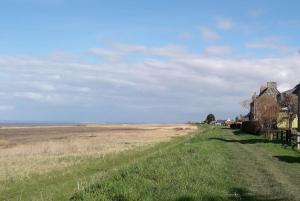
[246,81,298,129]
[248,81,279,120]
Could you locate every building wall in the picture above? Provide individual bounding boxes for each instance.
[277,112,298,129]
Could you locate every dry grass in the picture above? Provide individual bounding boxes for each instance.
[0,124,196,183]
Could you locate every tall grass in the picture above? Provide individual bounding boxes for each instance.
[1,133,192,201]
[0,124,194,183]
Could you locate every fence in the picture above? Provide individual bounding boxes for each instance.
[268,129,300,149]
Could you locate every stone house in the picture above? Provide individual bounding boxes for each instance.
[248,82,279,120]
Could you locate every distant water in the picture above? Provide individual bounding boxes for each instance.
[0,121,185,127]
[0,121,86,127]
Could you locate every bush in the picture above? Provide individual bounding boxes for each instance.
[241,121,261,134]
[230,122,242,129]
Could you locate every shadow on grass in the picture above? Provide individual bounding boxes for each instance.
[209,137,269,145]
[175,188,285,201]
[274,155,300,163]
[233,130,264,137]
[209,129,284,145]
[175,196,195,201]
[228,187,285,201]
[175,195,225,201]
[233,130,247,135]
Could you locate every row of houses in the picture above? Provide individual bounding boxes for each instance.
[245,81,299,130]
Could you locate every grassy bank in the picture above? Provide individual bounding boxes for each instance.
[71,126,300,201]
[2,126,300,200]
[1,137,188,201]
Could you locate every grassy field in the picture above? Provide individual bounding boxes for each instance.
[2,125,300,200]
[0,124,194,182]
[0,124,195,200]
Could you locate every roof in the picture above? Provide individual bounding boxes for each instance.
[281,88,294,95]
[243,112,251,118]
[277,88,295,100]
[258,86,279,97]
[292,83,300,95]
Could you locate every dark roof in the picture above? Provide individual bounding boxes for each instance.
[259,88,267,96]
[292,83,300,95]
[243,112,251,118]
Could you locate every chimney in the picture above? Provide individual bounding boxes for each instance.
[267,81,277,89]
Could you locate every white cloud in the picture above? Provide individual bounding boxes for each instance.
[199,27,219,41]
[245,36,297,53]
[216,17,234,30]
[35,83,56,91]
[15,92,45,101]
[204,46,232,56]
[76,87,92,93]
[89,48,124,61]
[1,43,300,120]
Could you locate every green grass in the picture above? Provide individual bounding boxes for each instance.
[71,126,300,201]
[1,139,185,201]
[2,126,300,201]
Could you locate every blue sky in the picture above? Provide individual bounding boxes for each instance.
[0,0,300,123]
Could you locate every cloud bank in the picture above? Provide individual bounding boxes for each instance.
[0,43,299,122]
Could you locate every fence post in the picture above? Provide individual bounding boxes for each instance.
[276,131,279,141]
[297,132,300,149]
[270,131,273,141]
[281,130,284,144]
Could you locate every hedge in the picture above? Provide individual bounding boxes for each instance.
[230,122,242,129]
[241,120,261,134]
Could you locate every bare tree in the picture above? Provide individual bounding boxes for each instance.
[256,96,280,134]
[240,98,252,110]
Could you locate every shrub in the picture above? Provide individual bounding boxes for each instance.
[230,122,242,129]
[241,120,261,134]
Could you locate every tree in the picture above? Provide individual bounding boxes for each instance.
[205,114,215,124]
[256,96,280,134]
[240,98,252,110]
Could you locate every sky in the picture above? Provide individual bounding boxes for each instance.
[0,0,300,123]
